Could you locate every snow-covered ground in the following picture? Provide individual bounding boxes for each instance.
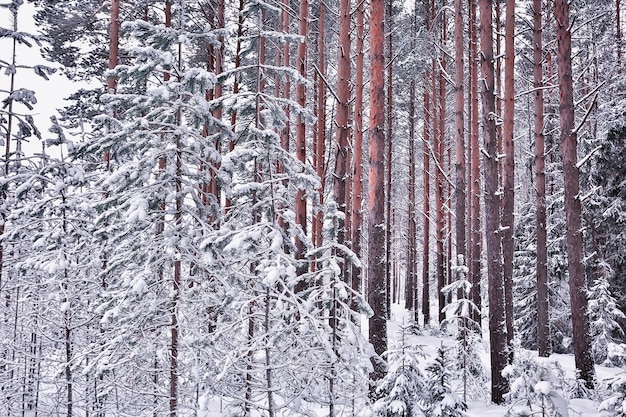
[386,303,626,417]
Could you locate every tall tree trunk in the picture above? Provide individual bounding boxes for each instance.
[334,0,351,264]
[618,0,622,72]
[385,0,394,313]
[469,0,482,328]
[406,3,417,312]
[170,21,184,417]
[554,0,595,388]
[454,0,466,297]
[407,71,417,313]
[502,0,515,355]
[351,0,365,313]
[313,0,326,249]
[534,0,550,358]
[436,27,446,325]
[368,0,388,385]
[479,0,508,403]
[422,0,434,327]
[295,0,309,288]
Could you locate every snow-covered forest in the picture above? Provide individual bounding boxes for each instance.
[1,0,626,415]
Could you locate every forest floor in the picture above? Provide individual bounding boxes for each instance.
[387,303,625,417]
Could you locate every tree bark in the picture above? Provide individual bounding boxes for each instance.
[469,0,482,328]
[385,0,394,315]
[313,0,326,249]
[422,0,434,327]
[436,39,446,326]
[479,0,508,403]
[502,0,515,355]
[295,0,309,287]
[554,0,596,387]
[368,0,388,385]
[334,0,351,253]
[351,0,365,314]
[454,0,466,298]
[534,0,550,358]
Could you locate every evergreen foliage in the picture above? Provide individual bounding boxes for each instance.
[503,351,569,417]
[373,321,428,417]
[423,343,468,417]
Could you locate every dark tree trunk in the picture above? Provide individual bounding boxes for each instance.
[469,0,482,328]
[295,0,309,289]
[422,62,432,327]
[454,0,466,296]
[385,0,394,314]
[555,0,596,388]
[479,0,508,403]
[502,0,515,355]
[534,0,550,358]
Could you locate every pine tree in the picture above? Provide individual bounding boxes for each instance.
[588,272,626,366]
[503,352,569,417]
[373,321,428,417]
[423,344,468,417]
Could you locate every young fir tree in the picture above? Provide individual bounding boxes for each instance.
[373,320,428,417]
[599,372,626,417]
[502,352,569,417]
[588,271,626,366]
[423,343,468,417]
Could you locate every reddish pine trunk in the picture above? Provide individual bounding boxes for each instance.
[554,0,595,387]
[534,0,550,357]
[502,0,515,354]
[368,0,388,383]
[334,0,351,251]
[313,1,326,249]
[351,1,365,311]
[454,0,466,297]
[479,0,508,403]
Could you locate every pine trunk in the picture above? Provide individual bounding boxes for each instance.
[454,0,466,296]
[351,0,365,313]
[502,0,515,354]
[479,0,508,403]
[368,0,388,385]
[422,0,433,325]
[534,0,550,357]
[554,0,595,387]
[295,0,309,286]
[385,0,394,314]
[334,0,351,254]
[469,0,482,328]
[313,1,326,249]
[436,56,446,326]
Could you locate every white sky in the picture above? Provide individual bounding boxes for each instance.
[1,2,97,152]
